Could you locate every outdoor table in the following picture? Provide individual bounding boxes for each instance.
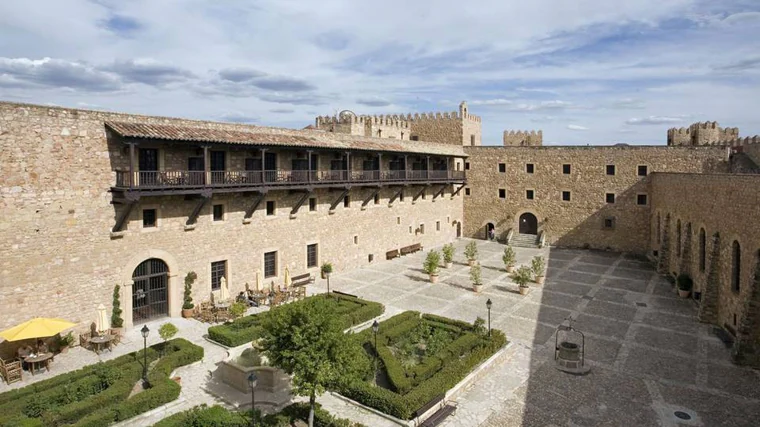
[251,293,268,306]
[24,352,53,375]
[89,335,113,354]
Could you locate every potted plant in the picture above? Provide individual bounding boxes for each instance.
[470,264,483,293]
[57,332,74,354]
[502,246,516,273]
[423,250,442,283]
[531,256,546,285]
[442,243,455,268]
[321,262,333,279]
[512,265,533,296]
[182,271,197,318]
[676,273,693,298]
[464,241,479,267]
[111,285,124,333]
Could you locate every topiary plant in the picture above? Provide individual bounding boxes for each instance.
[470,264,482,285]
[183,271,197,310]
[512,266,533,289]
[464,241,478,265]
[423,250,441,276]
[159,322,178,342]
[442,243,455,266]
[111,285,123,328]
[502,246,516,271]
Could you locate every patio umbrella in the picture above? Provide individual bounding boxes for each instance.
[0,317,77,342]
[284,266,292,288]
[95,304,110,334]
[255,271,261,292]
[219,277,230,302]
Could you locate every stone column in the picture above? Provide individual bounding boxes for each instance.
[658,214,671,274]
[680,222,693,276]
[123,281,134,330]
[699,232,721,324]
[731,251,760,367]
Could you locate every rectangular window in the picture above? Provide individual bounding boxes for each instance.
[638,165,648,176]
[211,261,227,290]
[266,200,276,216]
[399,190,404,202]
[436,221,440,231]
[354,235,358,244]
[374,193,380,205]
[499,189,506,199]
[143,209,156,228]
[603,217,616,229]
[419,224,425,234]
[637,194,648,205]
[309,197,317,211]
[410,135,419,141]
[470,135,475,145]
[465,162,470,170]
[264,251,277,278]
[397,216,401,225]
[526,163,534,174]
[465,188,471,196]
[409,226,413,234]
[344,195,350,208]
[213,204,224,221]
[606,165,616,175]
[606,193,615,204]
[307,244,318,268]
[526,190,534,200]
[498,163,506,173]
[562,191,571,201]
[562,164,571,174]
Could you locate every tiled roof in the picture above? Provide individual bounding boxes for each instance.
[105,121,466,157]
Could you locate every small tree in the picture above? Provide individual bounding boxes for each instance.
[502,246,516,271]
[111,285,123,328]
[442,243,455,265]
[473,317,486,336]
[259,298,368,427]
[183,271,197,310]
[229,301,247,319]
[158,322,178,355]
[531,256,546,278]
[512,266,533,288]
[321,262,333,275]
[464,241,478,262]
[470,264,482,285]
[423,250,441,276]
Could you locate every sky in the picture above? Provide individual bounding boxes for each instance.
[1,0,759,146]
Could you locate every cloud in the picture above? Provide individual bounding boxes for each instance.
[250,76,315,92]
[104,59,195,85]
[469,99,513,106]
[270,108,295,114]
[530,115,558,123]
[218,68,267,82]
[625,116,684,125]
[567,124,588,131]
[714,57,760,72]
[356,97,392,107]
[218,112,259,123]
[0,57,122,91]
[609,98,646,109]
[101,14,142,36]
[258,93,330,106]
[313,30,352,51]
[512,100,574,111]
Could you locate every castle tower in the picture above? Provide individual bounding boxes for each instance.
[667,122,741,146]
[503,130,543,146]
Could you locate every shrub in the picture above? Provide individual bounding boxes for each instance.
[158,323,178,343]
[229,301,247,319]
[502,246,516,269]
[183,271,197,310]
[111,285,123,328]
[321,262,334,274]
[422,250,441,275]
[441,244,455,264]
[677,273,693,291]
[472,317,486,336]
[531,256,546,277]
[376,345,411,394]
[464,241,478,261]
[236,348,262,367]
[470,264,482,285]
[512,266,533,288]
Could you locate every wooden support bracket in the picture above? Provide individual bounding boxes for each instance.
[361,187,381,208]
[290,190,313,216]
[243,191,267,221]
[186,191,211,226]
[329,188,350,212]
[451,184,466,198]
[412,185,428,203]
[432,184,447,200]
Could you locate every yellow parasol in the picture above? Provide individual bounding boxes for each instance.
[96,304,110,334]
[284,266,292,288]
[0,317,77,342]
[255,270,261,292]
[220,277,230,302]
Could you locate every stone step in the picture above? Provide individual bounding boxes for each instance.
[510,234,539,248]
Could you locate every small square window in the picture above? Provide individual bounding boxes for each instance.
[606,165,616,175]
[562,164,571,174]
[562,191,571,201]
[637,194,648,205]
[213,204,224,221]
[368,254,374,263]
[143,209,156,228]
[397,216,401,225]
[309,197,317,211]
[344,196,350,208]
[498,189,506,199]
[465,162,470,170]
[419,224,425,234]
[374,193,380,205]
[465,188,471,196]
[436,221,440,231]
[606,193,615,204]
[409,226,413,234]
[526,190,534,200]
[526,163,534,174]
[353,235,358,244]
[307,244,318,268]
[266,201,276,216]
[638,165,648,176]
[264,251,277,278]
[603,217,616,229]
[498,163,506,173]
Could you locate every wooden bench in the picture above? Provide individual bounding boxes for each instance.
[414,394,457,427]
[400,243,423,255]
[332,290,358,299]
[291,273,313,300]
[386,249,400,260]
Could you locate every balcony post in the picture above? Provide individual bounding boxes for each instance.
[426,156,430,180]
[447,157,451,179]
[377,153,382,181]
[203,145,210,186]
[345,151,351,181]
[260,148,267,183]
[307,150,312,184]
[128,142,136,188]
[404,155,408,180]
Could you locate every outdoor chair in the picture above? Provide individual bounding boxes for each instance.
[79,331,92,349]
[0,357,23,385]
[109,328,121,346]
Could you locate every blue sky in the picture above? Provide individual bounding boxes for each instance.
[0,0,758,145]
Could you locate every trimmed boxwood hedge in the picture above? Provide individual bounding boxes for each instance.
[0,338,203,427]
[208,293,384,347]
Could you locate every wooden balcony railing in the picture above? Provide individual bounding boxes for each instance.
[114,169,466,190]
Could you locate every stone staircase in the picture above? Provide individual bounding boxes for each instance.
[509,233,539,248]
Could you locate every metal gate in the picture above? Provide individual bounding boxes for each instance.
[132,258,169,323]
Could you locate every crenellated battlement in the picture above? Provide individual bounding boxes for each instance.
[503,130,543,147]
[719,136,760,147]
[667,121,741,146]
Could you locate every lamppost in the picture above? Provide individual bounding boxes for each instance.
[141,325,150,388]
[372,320,379,374]
[486,298,492,337]
[248,372,258,427]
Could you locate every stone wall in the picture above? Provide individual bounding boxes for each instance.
[650,173,760,340]
[0,102,463,332]
[462,146,729,253]
[503,130,543,147]
[744,140,760,168]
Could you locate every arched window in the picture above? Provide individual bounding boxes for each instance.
[699,228,706,272]
[731,241,741,293]
[676,220,682,256]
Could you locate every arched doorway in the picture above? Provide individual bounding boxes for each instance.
[519,212,538,235]
[132,258,169,324]
[456,222,462,238]
[485,222,495,240]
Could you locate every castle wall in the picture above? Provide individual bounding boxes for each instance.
[0,102,463,332]
[462,146,729,253]
[410,114,465,146]
[503,130,543,147]
[650,173,760,348]
[667,122,740,146]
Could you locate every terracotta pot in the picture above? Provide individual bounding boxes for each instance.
[172,376,181,385]
[182,308,194,318]
[519,286,529,296]
[445,262,453,269]
[321,271,330,280]
[506,266,515,273]
[59,346,69,354]
[678,289,690,298]
[430,274,439,284]
[472,283,482,293]
[468,260,477,267]
[535,276,545,286]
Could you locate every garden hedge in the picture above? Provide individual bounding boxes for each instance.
[208,293,384,347]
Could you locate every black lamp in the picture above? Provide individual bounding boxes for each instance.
[372,320,379,373]
[486,299,492,337]
[248,372,258,426]
[141,325,150,387]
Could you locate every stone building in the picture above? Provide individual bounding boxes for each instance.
[667,121,740,146]
[503,130,543,146]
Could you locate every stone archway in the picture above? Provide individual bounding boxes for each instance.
[485,222,495,240]
[121,249,180,330]
[519,212,538,235]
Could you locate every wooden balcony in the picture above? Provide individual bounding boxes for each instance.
[113,169,466,193]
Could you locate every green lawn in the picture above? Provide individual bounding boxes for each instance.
[208,293,384,347]
[0,338,203,427]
